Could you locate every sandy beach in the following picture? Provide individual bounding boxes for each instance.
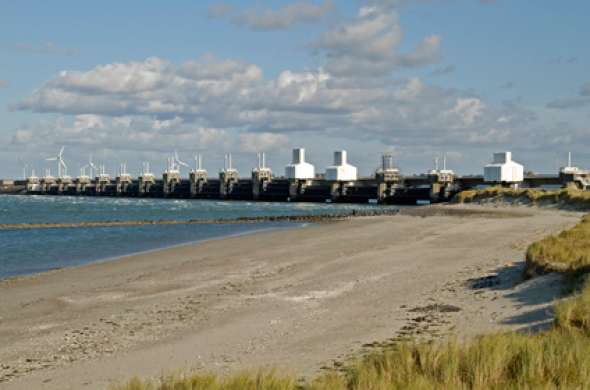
[0,205,582,389]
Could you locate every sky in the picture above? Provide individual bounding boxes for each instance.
[1,0,588,178]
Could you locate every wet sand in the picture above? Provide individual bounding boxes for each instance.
[0,205,582,389]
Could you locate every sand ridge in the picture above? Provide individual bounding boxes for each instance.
[0,205,582,389]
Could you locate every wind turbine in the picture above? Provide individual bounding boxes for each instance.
[88,155,97,178]
[174,150,190,170]
[46,146,67,178]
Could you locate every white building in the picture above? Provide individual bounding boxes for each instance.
[484,152,524,183]
[285,148,315,179]
[325,150,358,181]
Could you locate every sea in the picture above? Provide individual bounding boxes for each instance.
[0,195,395,279]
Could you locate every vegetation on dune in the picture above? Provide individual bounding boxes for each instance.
[113,215,590,390]
[113,329,590,389]
[526,215,590,276]
[454,187,590,210]
[555,278,590,334]
[111,371,297,390]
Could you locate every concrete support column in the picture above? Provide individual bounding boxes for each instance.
[330,182,343,202]
[376,170,400,202]
[189,171,208,198]
[252,169,272,200]
[41,179,55,193]
[138,176,155,196]
[219,170,239,199]
[116,176,132,195]
[75,178,90,194]
[428,171,455,202]
[163,172,181,197]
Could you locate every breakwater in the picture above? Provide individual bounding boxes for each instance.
[0,208,402,231]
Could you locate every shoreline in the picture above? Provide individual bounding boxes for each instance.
[0,204,583,389]
[0,208,402,232]
[0,204,528,281]
[0,221,305,282]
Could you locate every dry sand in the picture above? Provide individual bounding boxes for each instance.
[0,205,582,389]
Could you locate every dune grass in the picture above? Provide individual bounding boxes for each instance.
[113,214,590,390]
[555,277,590,334]
[113,329,590,389]
[454,187,590,210]
[526,215,590,276]
[111,371,298,390]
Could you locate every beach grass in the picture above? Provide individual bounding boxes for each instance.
[112,329,590,389]
[555,278,590,334]
[526,215,590,275]
[454,187,590,210]
[111,371,298,390]
[113,212,590,390]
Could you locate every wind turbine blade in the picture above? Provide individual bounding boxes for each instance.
[46,157,58,161]
[59,146,65,156]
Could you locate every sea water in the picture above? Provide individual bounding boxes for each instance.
[0,195,394,279]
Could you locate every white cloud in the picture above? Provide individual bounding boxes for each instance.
[11,114,232,154]
[398,35,441,67]
[313,5,440,78]
[445,98,485,127]
[15,54,534,153]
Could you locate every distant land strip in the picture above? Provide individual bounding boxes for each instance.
[0,209,403,231]
[0,206,531,231]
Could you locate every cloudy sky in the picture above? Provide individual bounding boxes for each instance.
[1,0,588,178]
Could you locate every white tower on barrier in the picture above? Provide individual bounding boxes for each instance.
[285,148,315,179]
[484,151,524,184]
[325,150,358,181]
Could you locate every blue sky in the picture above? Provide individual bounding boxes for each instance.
[1,0,588,177]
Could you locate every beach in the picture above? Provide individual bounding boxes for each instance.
[0,205,582,389]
